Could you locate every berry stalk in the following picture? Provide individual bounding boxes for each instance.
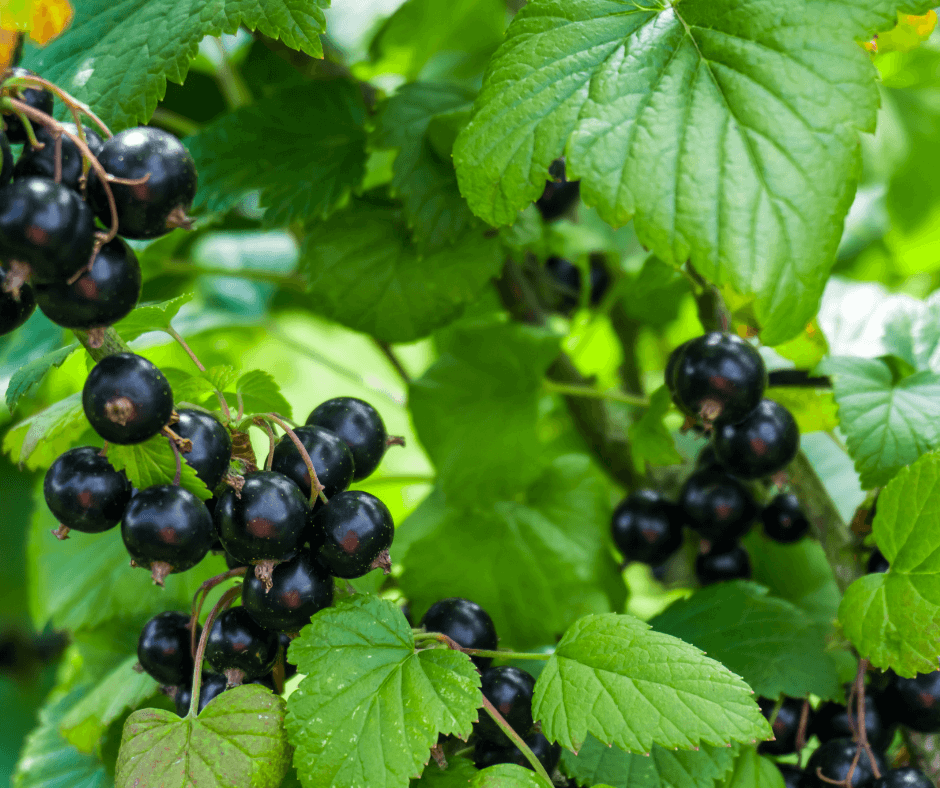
[265,413,327,506]
[190,567,247,659]
[481,695,553,785]
[188,584,242,718]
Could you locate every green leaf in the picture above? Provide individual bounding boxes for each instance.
[452,0,933,344]
[107,435,212,501]
[234,370,292,419]
[187,82,367,226]
[819,356,940,488]
[3,393,89,470]
[203,365,240,393]
[61,656,158,754]
[113,294,194,342]
[5,343,79,413]
[299,204,504,343]
[838,450,940,676]
[470,764,550,788]
[562,734,738,788]
[627,386,681,472]
[722,748,785,788]
[412,757,477,788]
[116,685,290,788]
[763,387,838,434]
[23,1,328,131]
[532,613,771,753]
[409,319,560,501]
[881,290,940,371]
[650,582,842,701]
[400,455,627,650]
[286,595,481,788]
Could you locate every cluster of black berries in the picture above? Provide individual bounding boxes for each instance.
[0,68,198,342]
[756,665,940,788]
[611,332,804,584]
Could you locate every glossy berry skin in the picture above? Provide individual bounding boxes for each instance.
[872,768,934,788]
[281,633,297,679]
[271,425,354,501]
[175,672,228,716]
[473,732,561,773]
[761,493,810,543]
[802,738,887,788]
[174,409,232,492]
[215,471,309,565]
[313,490,394,579]
[475,666,536,744]
[695,544,752,585]
[813,699,895,752]
[665,340,691,394]
[90,127,197,239]
[868,548,890,574]
[679,468,758,545]
[206,607,279,682]
[421,597,497,670]
[0,130,12,186]
[121,485,214,575]
[694,442,720,471]
[757,696,806,756]
[777,764,803,788]
[610,489,684,566]
[535,159,579,221]
[0,266,35,335]
[43,446,132,533]
[713,399,799,480]
[137,611,197,686]
[15,123,104,191]
[3,69,54,143]
[34,238,141,329]
[881,667,940,733]
[0,177,96,282]
[306,397,388,481]
[83,353,174,445]
[242,553,334,634]
[672,332,767,425]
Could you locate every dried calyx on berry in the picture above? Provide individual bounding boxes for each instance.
[205,606,279,686]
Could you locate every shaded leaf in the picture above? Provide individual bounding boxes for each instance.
[107,434,212,501]
[113,294,194,342]
[5,343,78,412]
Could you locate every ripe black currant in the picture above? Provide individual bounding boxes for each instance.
[137,611,198,686]
[312,490,394,579]
[280,633,297,679]
[242,553,334,634]
[121,485,214,585]
[761,493,810,543]
[695,544,752,585]
[610,489,684,566]
[175,672,228,716]
[205,606,279,685]
[777,764,803,788]
[0,276,35,335]
[2,69,54,143]
[43,446,132,534]
[271,425,354,501]
[0,177,96,282]
[872,768,934,788]
[544,256,610,313]
[802,738,887,788]
[306,397,388,481]
[813,699,895,752]
[475,666,536,744]
[679,468,758,545]
[671,332,767,425]
[757,696,806,756]
[535,158,579,221]
[868,548,890,574]
[34,238,141,330]
[694,442,720,471]
[15,123,105,191]
[473,732,561,773]
[880,667,940,733]
[0,130,12,186]
[173,409,233,492]
[420,597,497,669]
[665,340,690,394]
[89,127,197,239]
[713,399,800,479]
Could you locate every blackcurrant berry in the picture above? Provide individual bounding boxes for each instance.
[121,485,214,585]
[0,177,96,282]
[757,696,806,756]
[665,340,691,394]
[137,611,198,686]
[0,268,35,335]
[813,699,894,752]
[761,493,810,543]
[695,544,752,585]
[82,353,174,445]
[242,553,334,634]
[15,123,104,191]
[679,468,758,545]
[280,633,297,679]
[34,238,141,329]
[0,130,12,186]
[610,489,684,566]
[671,332,767,425]
[306,397,388,481]
[43,446,132,534]
[713,399,799,480]
[880,667,940,733]
[588,257,611,306]
[206,606,279,685]
[249,672,278,692]
[420,598,497,669]
[694,442,720,471]
[2,69,54,143]
[872,768,934,788]
[174,409,232,492]
[544,257,581,313]
[777,764,803,788]
[214,470,309,571]
[475,666,536,744]
[89,127,197,239]
[868,548,890,574]
[175,672,228,716]
[313,490,394,579]
[802,738,887,788]
[535,158,579,221]
[271,425,354,501]
[473,732,561,773]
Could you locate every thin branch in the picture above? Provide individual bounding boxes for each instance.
[542,380,649,407]
[375,341,411,385]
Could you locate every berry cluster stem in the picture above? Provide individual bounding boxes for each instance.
[266,413,327,506]
[190,567,247,659]
[189,585,242,718]
[481,696,553,785]
[73,326,132,361]
[166,327,232,420]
